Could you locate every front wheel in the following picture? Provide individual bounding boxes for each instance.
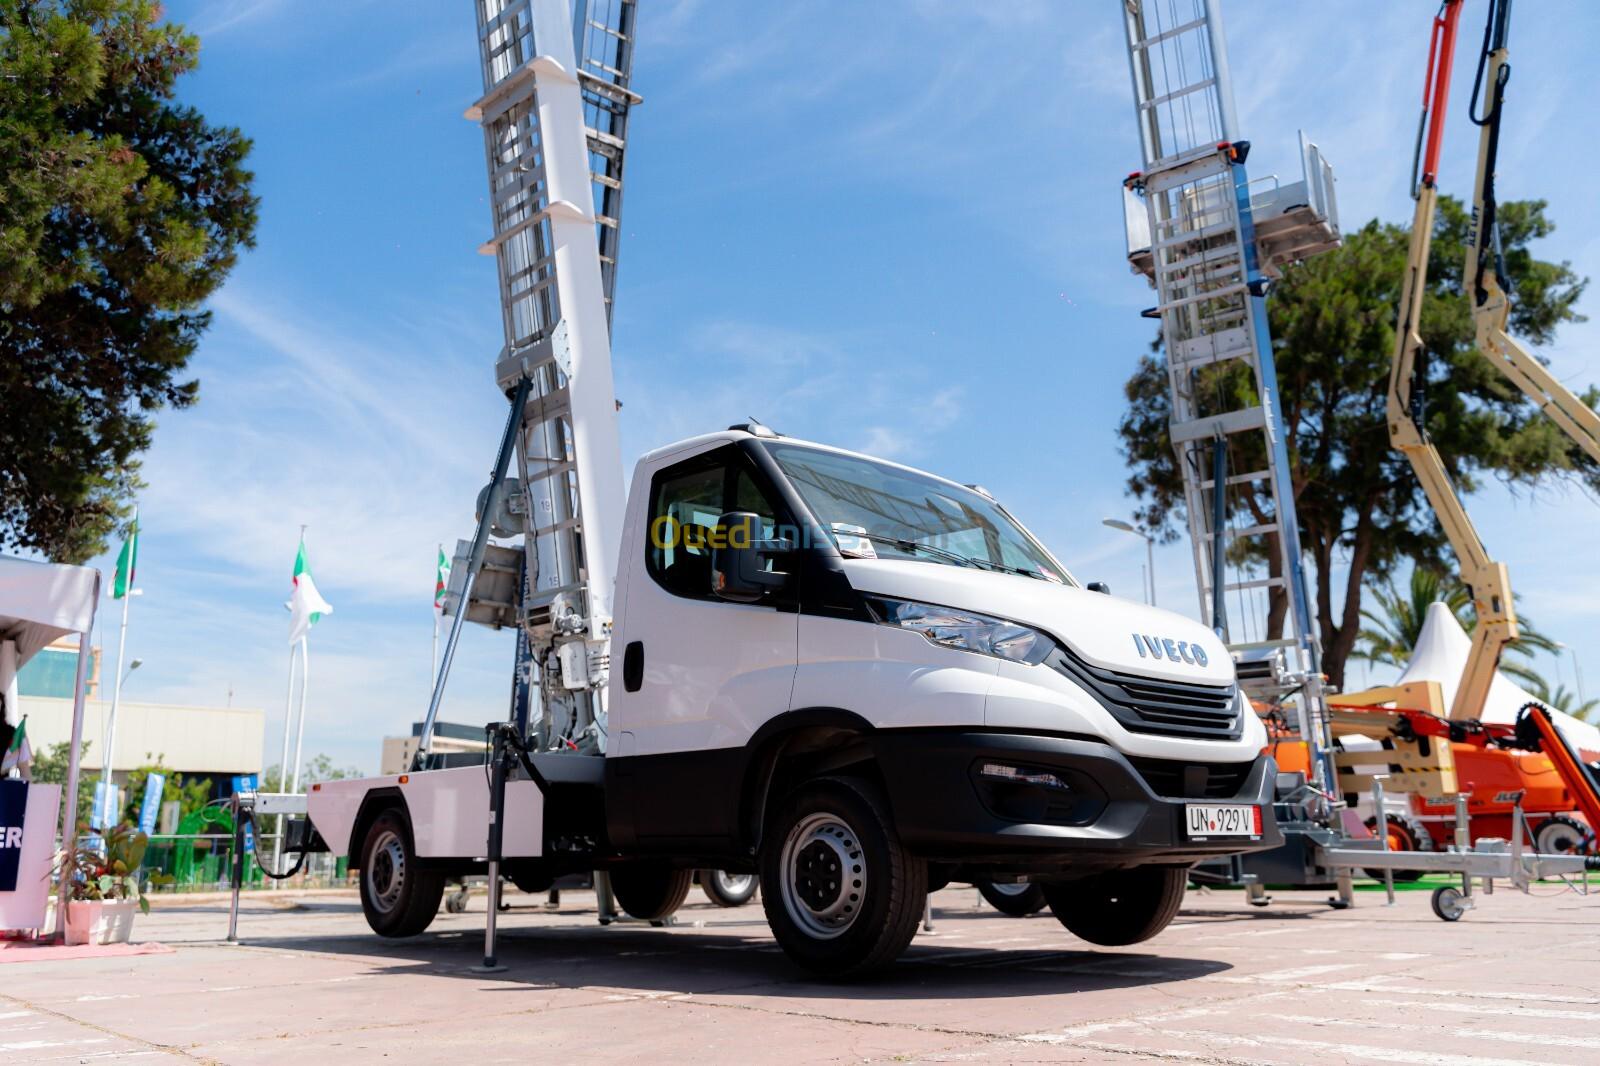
[700,869,759,907]
[358,809,446,938]
[977,880,1047,917]
[1042,865,1187,946]
[760,776,926,977]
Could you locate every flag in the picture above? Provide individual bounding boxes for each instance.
[112,513,139,599]
[434,546,451,609]
[286,536,334,644]
[0,716,29,775]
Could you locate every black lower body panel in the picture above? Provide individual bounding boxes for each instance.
[871,730,1281,877]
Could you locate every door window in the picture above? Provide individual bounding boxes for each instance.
[647,448,784,600]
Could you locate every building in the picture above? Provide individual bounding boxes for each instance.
[380,721,489,775]
[17,638,263,791]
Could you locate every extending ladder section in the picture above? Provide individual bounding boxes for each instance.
[1119,0,1339,780]
[425,0,640,759]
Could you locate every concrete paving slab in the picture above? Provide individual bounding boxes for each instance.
[0,883,1594,1064]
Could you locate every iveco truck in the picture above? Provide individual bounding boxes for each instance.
[300,424,1280,976]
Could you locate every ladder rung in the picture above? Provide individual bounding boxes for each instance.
[1140,78,1216,111]
[1225,523,1278,541]
[1200,468,1272,490]
[1170,405,1265,444]
[1151,282,1247,314]
[1150,219,1234,251]
[1162,249,1242,278]
[1131,17,1208,51]
[1225,577,1285,592]
[586,17,628,42]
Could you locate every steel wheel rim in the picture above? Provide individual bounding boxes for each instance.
[712,870,756,896]
[988,881,1032,897]
[367,829,406,914]
[780,813,865,940]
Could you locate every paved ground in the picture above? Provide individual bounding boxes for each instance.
[4,881,1599,1064]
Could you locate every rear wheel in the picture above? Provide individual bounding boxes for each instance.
[977,880,1047,917]
[610,864,693,921]
[1534,815,1591,855]
[760,776,926,977]
[700,869,759,907]
[1042,865,1187,946]
[358,809,446,938]
[1363,813,1430,882]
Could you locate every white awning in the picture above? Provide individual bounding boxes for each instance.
[1395,601,1600,759]
[0,554,101,666]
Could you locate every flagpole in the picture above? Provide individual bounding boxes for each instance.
[100,568,132,827]
[273,641,298,867]
[290,636,310,795]
[431,542,443,695]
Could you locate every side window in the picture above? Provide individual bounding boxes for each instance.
[646,449,787,600]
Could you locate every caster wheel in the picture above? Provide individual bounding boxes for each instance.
[445,891,469,914]
[1431,885,1466,922]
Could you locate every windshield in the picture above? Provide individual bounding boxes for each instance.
[766,443,1070,583]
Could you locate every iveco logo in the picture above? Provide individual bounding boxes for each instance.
[1131,633,1208,667]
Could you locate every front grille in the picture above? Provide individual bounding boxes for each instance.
[1048,644,1241,739]
[1127,756,1254,799]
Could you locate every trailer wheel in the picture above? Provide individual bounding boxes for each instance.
[1042,865,1187,946]
[976,880,1047,916]
[1362,813,1430,883]
[700,869,759,907]
[1431,884,1466,921]
[760,776,926,977]
[358,809,445,938]
[610,864,693,921]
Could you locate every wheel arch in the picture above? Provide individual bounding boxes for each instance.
[737,707,883,852]
[346,787,407,869]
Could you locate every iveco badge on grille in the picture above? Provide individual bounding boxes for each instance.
[1131,633,1209,667]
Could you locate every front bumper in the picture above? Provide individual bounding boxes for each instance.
[871,730,1282,875]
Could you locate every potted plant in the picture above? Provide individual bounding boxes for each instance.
[55,825,173,945]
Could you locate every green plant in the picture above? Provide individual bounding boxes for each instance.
[56,824,174,914]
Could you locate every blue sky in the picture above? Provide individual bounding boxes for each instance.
[77,1,1600,772]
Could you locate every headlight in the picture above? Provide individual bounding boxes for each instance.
[863,596,1054,665]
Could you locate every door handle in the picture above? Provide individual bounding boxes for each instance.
[623,641,644,692]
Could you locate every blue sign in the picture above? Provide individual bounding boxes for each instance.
[89,781,121,831]
[138,772,166,835]
[232,775,259,853]
[0,780,26,892]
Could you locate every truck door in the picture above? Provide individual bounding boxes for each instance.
[610,443,798,841]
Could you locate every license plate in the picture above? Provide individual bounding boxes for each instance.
[1185,803,1261,838]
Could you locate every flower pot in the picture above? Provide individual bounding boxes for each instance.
[63,899,138,945]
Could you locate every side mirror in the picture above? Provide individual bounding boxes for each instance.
[1086,581,1111,595]
[710,511,792,603]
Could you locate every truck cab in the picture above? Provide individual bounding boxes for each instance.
[307,425,1279,976]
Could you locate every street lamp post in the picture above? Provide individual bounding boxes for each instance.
[1103,518,1155,606]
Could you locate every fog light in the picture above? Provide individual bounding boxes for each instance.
[979,763,1071,791]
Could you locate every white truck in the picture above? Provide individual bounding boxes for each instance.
[298,424,1280,976]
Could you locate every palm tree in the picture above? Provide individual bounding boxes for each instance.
[1522,677,1600,721]
[1354,567,1561,690]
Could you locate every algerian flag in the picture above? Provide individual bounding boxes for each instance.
[1,716,30,775]
[434,545,450,609]
[112,512,139,599]
[286,536,334,645]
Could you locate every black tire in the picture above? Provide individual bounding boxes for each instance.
[610,864,693,921]
[700,869,759,907]
[760,776,926,978]
[358,809,446,938]
[1363,813,1431,883]
[977,880,1048,917]
[1534,815,1592,855]
[1041,865,1187,946]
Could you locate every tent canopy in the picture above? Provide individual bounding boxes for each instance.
[0,554,100,667]
[1395,601,1600,758]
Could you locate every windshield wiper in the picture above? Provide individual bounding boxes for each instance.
[845,531,1049,580]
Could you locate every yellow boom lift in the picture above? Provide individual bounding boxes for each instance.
[1387,0,1600,722]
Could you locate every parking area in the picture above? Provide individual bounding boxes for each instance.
[4,883,1598,1064]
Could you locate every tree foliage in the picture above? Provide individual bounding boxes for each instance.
[1116,198,1592,689]
[0,0,258,562]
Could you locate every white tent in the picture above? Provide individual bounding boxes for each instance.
[0,554,101,938]
[1395,601,1600,759]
